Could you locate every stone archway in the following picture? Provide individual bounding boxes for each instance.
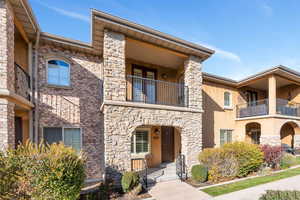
[245,122,261,144]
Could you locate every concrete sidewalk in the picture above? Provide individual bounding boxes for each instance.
[213,174,300,200]
[149,180,212,200]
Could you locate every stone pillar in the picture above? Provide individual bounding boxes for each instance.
[181,118,202,172]
[184,56,202,110]
[0,0,14,92]
[103,29,126,102]
[294,135,300,148]
[0,98,15,150]
[268,75,277,115]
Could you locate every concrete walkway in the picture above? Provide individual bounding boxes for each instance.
[149,180,212,200]
[213,174,300,200]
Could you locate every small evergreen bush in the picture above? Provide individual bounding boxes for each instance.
[259,190,300,200]
[191,165,208,182]
[280,153,297,169]
[121,171,140,193]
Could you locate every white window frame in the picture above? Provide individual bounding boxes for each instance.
[46,59,71,87]
[131,128,151,157]
[220,129,233,146]
[42,126,82,150]
[224,91,232,109]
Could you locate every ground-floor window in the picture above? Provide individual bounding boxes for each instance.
[131,129,150,154]
[220,129,232,146]
[43,127,81,152]
[250,129,260,144]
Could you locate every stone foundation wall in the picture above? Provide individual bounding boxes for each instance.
[0,98,15,150]
[37,44,104,180]
[103,104,202,182]
[260,135,281,146]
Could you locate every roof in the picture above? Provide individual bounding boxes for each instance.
[9,0,40,41]
[91,9,214,59]
[203,65,300,87]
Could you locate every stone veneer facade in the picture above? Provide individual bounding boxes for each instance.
[102,30,203,182]
[0,0,15,150]
[37,44,104,179]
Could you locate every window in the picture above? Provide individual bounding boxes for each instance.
[44,127,81,152]
[220,129,232,146]
[224,92,232,108]
[47,60,70,86]
[131,129,150,154]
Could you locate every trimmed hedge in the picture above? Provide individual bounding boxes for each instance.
[199,142,263,182]
[223,142,264,177]
[191,165,208,182]
[259,190,300,200]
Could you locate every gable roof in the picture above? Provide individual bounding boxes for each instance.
[203,65,300,87]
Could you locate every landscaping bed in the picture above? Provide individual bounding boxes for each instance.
[201,166,300,196]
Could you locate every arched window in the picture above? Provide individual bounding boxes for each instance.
[224,91,231,108]
[47,59,70,86]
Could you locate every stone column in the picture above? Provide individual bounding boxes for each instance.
[0,98,15,150]
[184,56,202,110]
[0,0,14,92]
[103,29,126,102]
[268,75,277,115]
[181,118,202,173]
[260,135,281,146]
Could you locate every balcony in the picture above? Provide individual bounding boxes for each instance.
[126,75,188,107]
[277,98,300,117]
[15,63,30,100]
[236,99,269,118]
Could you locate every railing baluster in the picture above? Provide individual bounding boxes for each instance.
[126,75,188,107]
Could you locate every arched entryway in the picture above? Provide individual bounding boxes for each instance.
[280,122,297,148]
[245,122,261,144]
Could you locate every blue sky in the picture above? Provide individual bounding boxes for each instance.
[29,0,300,80]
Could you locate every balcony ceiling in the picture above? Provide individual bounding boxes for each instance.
[126,38,186,69]
[245,76,297,91]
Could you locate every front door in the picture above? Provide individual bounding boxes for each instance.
[15,117,23,148]
[161,126,174,162]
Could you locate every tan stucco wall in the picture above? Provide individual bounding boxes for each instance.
[14,28,28,71]
[202,80,238,148]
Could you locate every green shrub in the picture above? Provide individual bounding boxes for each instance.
[259,190,300,200]
[280,153,297,169]
[191,165,208,182]
[0,141,86,200]
[199,148,239,182]
[121,171,140,193]
[223,142,264,177]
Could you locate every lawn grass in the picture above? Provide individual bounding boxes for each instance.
[201,167,300,196]
[296,156,300,164]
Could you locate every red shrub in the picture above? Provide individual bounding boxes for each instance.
[260,145,283,168]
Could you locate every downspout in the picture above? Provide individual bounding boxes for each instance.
[33,31,40,144]
[28,42,33,141]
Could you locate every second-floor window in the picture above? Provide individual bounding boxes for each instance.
[224,91,232,108]
[47,60,70,86]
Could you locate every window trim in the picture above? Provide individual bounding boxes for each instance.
[224,91,233,109]
[42,126,82,150]
[46,58,71,88]
[131,128,151,157]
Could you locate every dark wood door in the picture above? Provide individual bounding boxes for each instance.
[161,126,174,162]
[15,117,23,148]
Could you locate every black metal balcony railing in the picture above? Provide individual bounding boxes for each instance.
[126,75,188,107]
[277,98,300,117]
[236,99,269,118]
[15,63,31,100]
